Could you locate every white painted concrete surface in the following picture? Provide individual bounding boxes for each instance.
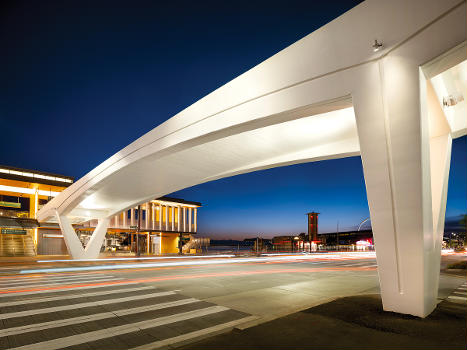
[37,0,467,317]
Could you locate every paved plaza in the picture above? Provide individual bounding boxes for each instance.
[0,252,465,349]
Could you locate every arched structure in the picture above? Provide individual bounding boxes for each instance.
[37,0,467,317]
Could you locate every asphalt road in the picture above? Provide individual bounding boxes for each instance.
[0,252,465,350]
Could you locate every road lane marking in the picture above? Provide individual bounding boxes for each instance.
[0,291,175,319]
[19,255,378,274]
[0,284,155,308]
[1,267,376,296]
[0,274,116,286]
[0,280,146,297]
[38,255,236,262]
[129,316,258,350]
[0,277,121,291]
[0,271,114,280]
[7,305,229,350]
[0,272,114,281]
[0,297,199,337]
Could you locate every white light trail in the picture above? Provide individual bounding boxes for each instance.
[23,252,376,274]
[37,255,236,263]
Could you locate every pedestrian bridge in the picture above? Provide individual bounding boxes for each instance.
[38,0,466,317]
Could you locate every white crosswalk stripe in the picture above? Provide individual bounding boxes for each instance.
[336,262,377,268]
[0,290,175,319]
[0,272,112,282]
[446,283,467,304]
[129,316,258,350]
[0,274,117,287]
[0,284,154,308]
[0,272,111,281]
[0,297,200,337]
[8,306,229,350]
[0,279,134,297]
[0,275,251,350]
[0,277,121,290]
[0,273,115,283]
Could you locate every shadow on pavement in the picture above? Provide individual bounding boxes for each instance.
[179,294,466,350]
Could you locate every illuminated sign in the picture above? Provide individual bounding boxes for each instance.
[0,201,20,208]
[1,228,26,235]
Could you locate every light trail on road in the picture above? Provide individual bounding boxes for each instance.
[0,266,377,294]
[21,252,376,274]
[36,254,236,263]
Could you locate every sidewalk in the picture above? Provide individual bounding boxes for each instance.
[178,294,467,350]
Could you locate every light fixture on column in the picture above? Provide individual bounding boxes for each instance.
[372,39,383,52]
[443,93,464,107]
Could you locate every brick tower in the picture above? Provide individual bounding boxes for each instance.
[306,212,319,242]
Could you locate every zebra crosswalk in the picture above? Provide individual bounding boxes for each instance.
[0,273,254,350]
[447,281,467,305]
[327,260,377,269]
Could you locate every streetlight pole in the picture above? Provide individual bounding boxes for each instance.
[136,205,141,257]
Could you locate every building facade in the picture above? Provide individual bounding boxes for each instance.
[0,165,74,256]
[0,165,201,256]
[77,196,201,255]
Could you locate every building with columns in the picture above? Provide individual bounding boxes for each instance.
[79,196,201,255]
[0,165,201,256]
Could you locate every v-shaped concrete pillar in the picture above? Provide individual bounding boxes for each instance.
[56,211,110,259]
[353,54,452,317]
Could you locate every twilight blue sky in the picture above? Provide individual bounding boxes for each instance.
[1,0,465,238]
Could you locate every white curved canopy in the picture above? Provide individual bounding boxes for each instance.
[37,0,466,318]
[38,0,466,224]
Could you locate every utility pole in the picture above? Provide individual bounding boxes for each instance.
[136,205,141,257]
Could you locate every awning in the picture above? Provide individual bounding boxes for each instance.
[0,216,39,229]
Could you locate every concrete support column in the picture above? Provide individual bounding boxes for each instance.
[145,203,149,230]
[130,208,135,227]
[152,203,156,230]
[353,58,452,317]
[56,211,110,259]
[32,190,39,246]
[177,206,181,232]
[171,206,175,231]
[159,204,162,230]
[188,208,192,233]
[123,210,127,227]
[183,208,186,232]
[85,217,111,258]
[165,206,169,231]
[194,208,197,232]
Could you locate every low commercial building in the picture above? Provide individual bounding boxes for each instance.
[0,165,74,256]
[0,165,201,256]
[318,229,373,247]
[76,196,201,255]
